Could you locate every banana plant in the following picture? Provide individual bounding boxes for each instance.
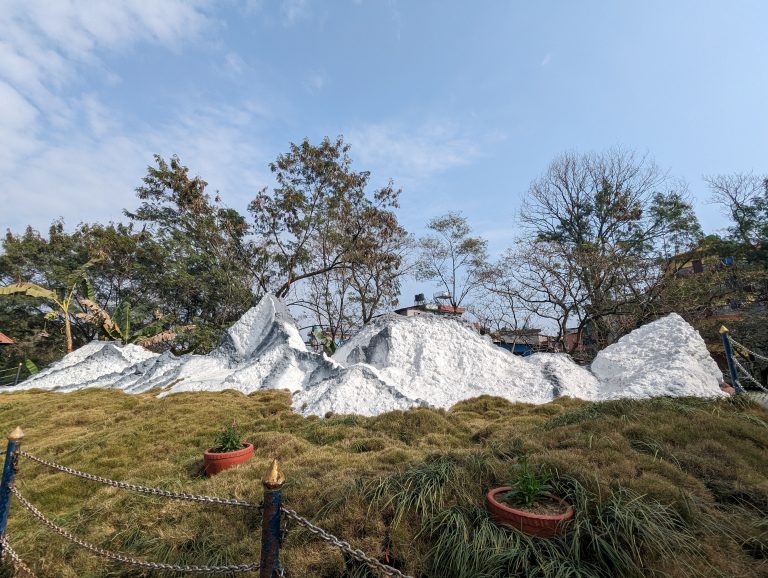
[0,259,99,353]
[77,287,195,350]
[24,358,39,374]
[76,277,134,342]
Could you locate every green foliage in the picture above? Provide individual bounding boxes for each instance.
[0,222,148,362]
[249,136,404,305]
[425,481,698,578]
[126,154,258,353]
[415,211,489,308]
[706,172,768,261]
[24,358,38,374]
[311,325,337,355]
[2,140,411,364]
[501,455,553,507]
[211,420,244,453]
[0,258,101,352]
[366,455,460,527]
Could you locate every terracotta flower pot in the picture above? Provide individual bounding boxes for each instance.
[486,487,573,538]
[203,443,254,476]
[720,383,736,395]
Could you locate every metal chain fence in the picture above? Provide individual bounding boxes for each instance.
[10,485,261,574]
[729,337,768,364]
[0,535,38,578]
[733,357,768,392]
[6,451,408,577]
[20,451,262,509]
[281,506,412,578]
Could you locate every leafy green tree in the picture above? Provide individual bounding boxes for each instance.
[415,212,488,309]
[125,154,258,352]
[249,136,402,300]
[0,275,87,353]
[0,223,101,356]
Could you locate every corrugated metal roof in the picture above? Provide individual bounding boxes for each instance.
[0,332,15,344]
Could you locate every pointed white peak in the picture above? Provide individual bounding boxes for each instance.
[592,313,725,399]
[215,294,306,362]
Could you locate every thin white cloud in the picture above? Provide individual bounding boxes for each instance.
[541,53,552,66]
[0,80,40,174]
[282,0,310,25]
[223,52,247,77]
[304,71,326,92]
[3,1,210,57]
[149,103,271,201]
[1,99,272,232]
[0,0,267,234]
[0,1,211,114]
[347,120,481,182]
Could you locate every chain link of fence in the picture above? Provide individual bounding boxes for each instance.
[10,485,261,574]
[733,358,768,392]
[11,452,408,576]
[20,451,262,509]
[281,506,412,578]
[729,337,768,364]
[0,535,38,578]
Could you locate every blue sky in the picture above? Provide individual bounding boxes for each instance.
[1,0,767,269]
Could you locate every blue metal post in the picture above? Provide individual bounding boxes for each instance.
[260,459,285,578]
[720,326,744,394]
[0,427,24,556]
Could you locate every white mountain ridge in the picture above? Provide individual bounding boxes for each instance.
[7,296,725,415]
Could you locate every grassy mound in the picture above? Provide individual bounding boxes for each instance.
[0,389,766,577]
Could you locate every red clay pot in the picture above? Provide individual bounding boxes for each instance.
[486,487,573,538]
[203,443,254,476]
[720,383,736,395]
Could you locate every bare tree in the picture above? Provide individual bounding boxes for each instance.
[706,172,768,250]
[512,148,703,352]
[495,242,589,354]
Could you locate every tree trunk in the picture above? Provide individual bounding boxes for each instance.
[64,315,73,353]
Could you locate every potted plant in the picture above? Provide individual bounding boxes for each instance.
[486,455,573,537]
[203,421,254,476]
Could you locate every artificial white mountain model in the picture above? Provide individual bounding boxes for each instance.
[7,295,725,415]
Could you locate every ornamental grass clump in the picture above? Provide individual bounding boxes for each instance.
[212,420,244,453]
[0,390,766,576]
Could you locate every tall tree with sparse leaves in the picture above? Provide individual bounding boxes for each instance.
[415,212,488,309]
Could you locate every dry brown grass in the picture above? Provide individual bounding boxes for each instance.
[0,390,766,577]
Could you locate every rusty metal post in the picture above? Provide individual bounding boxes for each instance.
[0,427,23,557]
[260,459,285,578]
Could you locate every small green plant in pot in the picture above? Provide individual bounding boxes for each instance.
[486,453,573,537]
[502,455,553,508]
[203,421,254,476]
